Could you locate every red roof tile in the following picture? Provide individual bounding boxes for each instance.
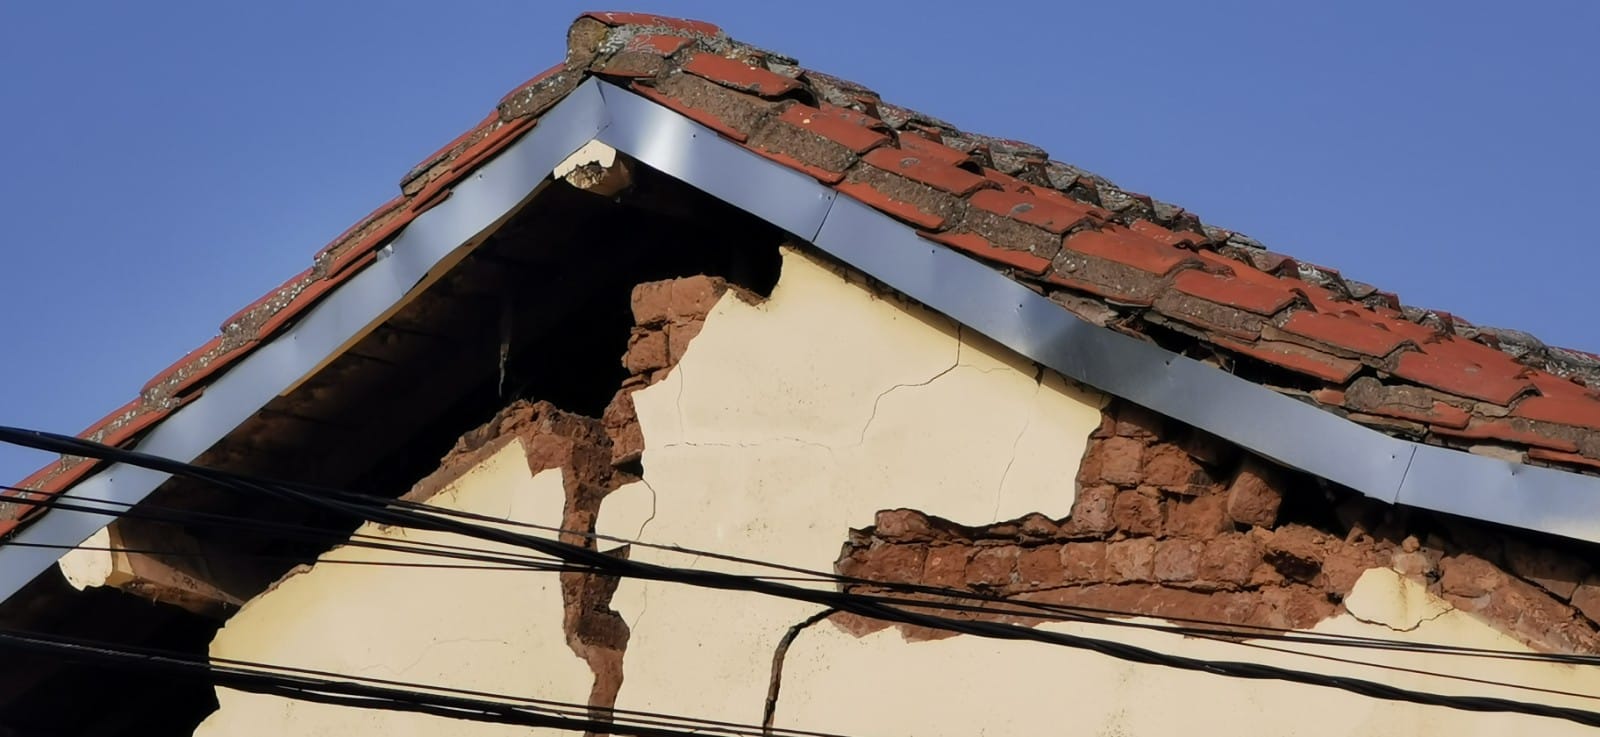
[1279,311,1410,358]
[1391,345,1532,406]
[578,11,721,36]
[1213,337,1363,384]
[969,188,1099,235]
[860,146,990,196]
[777,103,889,154]
[1061,227,1197,276]
[925,231,1052,276]
[681,52,803,98]
[12,10,1600,533]
[1172,270,1297,316]
[1514,396,1600,431]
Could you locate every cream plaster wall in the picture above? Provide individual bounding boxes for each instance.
[192,440,592,737]
[603,249,1600,737]
[194,247,1600,736]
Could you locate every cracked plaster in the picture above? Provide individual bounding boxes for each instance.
[192,441,592,737]
[599,248,1600,736]
[181,248,1600,736]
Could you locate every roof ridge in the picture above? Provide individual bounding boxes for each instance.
[9,10,1600,522]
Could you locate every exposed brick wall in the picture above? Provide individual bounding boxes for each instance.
[836,399,1600,652]
[602,275,733,466]
[415,400,633,716]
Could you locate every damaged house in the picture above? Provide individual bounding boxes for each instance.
[5,11,1600,736]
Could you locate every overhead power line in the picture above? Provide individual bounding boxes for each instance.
[0,626,853,737]
[5,426,1600,728]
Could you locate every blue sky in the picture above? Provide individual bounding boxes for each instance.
[1,1,1596,484]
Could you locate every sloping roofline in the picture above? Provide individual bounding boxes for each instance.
[6,12,1600,603]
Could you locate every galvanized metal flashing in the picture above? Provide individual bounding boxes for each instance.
[588,80,1600,545]
[8,75,1600,606]
[0,81,613,603]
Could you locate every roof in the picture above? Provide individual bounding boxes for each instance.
[9,10,1600,535]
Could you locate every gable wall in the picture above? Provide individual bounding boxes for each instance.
[191,248,1600,736]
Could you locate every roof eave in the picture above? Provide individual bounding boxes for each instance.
[6,76,1600,608]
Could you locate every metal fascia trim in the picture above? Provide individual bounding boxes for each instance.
[594,83,837,241]
[589,80,1600,545]
[0,79,612,603]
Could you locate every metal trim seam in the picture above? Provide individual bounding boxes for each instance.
[7,76,1600,606]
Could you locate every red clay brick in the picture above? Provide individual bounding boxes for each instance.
[1105,538,1157,583]
[1166,494,1232,538]
[966,545,1019,587]
[1064,485,1117,537]
[1017,545,1067,588]
[1060,542,1107,582]
[921,545,973,588]
[1112,489,1163,535]
[1154,539,1203,583]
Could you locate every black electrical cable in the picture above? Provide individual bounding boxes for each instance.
[0,627,854,737]
[8,445,1595,671]
[8,438,1600,675]
[8,426,1600,726]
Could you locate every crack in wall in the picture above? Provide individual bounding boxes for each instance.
[1348,603,1457,634]
[852,325,964,448]
[762,609,835,734]
[991,366,1046,524]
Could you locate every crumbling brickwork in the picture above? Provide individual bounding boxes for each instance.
[417,400,633,717]
[836,399,1600,652]
[602,275,733,466]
